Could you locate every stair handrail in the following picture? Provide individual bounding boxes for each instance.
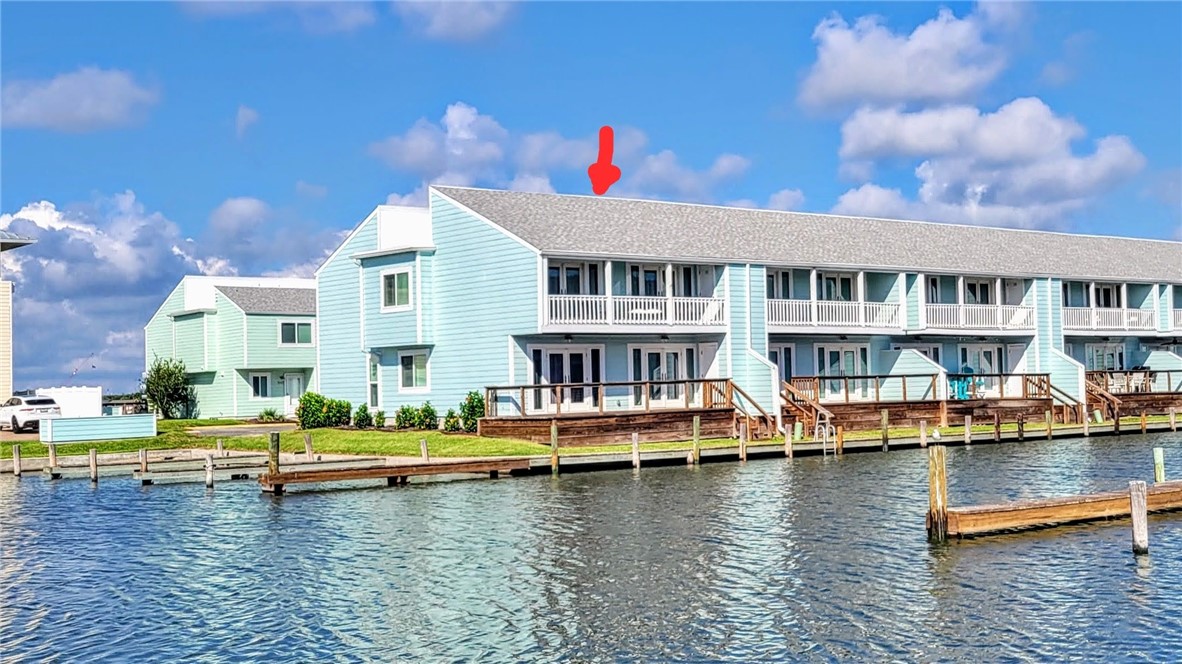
[781,380,834,420]
[728,381,774,434]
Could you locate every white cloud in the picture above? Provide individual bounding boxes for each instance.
[236,105,259,139]
[620,151,751,201]
[393,1,514,41]
[798,4,1015,111]
[832,97,1145,228]
[508,173,556,194]
[727,188,806,212]
[295,180,329,198]
[0,192,349,391]
[181,1,377,33]
[1,67,159,132]
[1038,31,1094,87]
[369,102,508,182]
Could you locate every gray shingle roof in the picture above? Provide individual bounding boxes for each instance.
[216,286,316,315]
[0,229,36,251]
[433,186,1182,282]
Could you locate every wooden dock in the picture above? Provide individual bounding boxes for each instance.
[135,457,388,485]
[946,480,1182,537]
[258,457,533,494]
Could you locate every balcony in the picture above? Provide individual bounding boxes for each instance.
[766,300,901,328]
[546,294,726,328]
[1175,309,1182,330]
[1062,307,1156,331]
[925,303,1036,330]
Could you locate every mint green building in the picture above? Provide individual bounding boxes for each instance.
[144,276,317,418]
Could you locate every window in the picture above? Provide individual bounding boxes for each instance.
[547,262,601,295]
[1094,284,1121,308]
[928,277,941,303]
[368,356,380,407]
[381,268,413,311]
[1085,343,1125,371]
[628,264,665,296]
[965,279,993,305]
[818,272,854,301]
[399,351,429,391]
[250,373,270,399]
[280,321,313,345]
[766,270,794,300]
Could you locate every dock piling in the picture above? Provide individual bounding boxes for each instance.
[926,443,948,544]
[89,448,98,484]
[11,445,20,478]
[1141,411,1148,434]
[216,438,225,458]
[48,443,57,469]
[692,415,701,465]
[835,425,844,456]
[993,414,1001,442]
[1083,413,1090,437]
[964,415,972,446]
[631,432,640,470]
[1170,408,1177,432]
[739,422,748,462]
[1154,447,1165,483]
[880,409,889,452]
[420,438,430,463]
[1017,414,1025,441]
[1045,409,1053,440]
[793,421,803,441]
[919,420,928,448]
[204,454,214,488]
[139,448,147,473]
[268,432,280,475]
[1130,480,1149,555]
[550,422,559,477]
[304,433,314,460]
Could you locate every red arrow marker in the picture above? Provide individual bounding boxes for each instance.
[587,125,622,195]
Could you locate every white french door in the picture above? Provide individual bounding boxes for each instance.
[630,344,699,408]
[547,261,601,295]
[819,273,856,301]
[958,344,1004,397]
[284,374,304,415]
[768,345,795,383]
[816,344,870,401]
[1085,343,1125,371]
[528,345,604,413]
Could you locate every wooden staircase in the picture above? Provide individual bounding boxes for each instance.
[714,380,777,440]
[1085,379,1123,422]
[1047,381,1086,424]
[780,380,834,433]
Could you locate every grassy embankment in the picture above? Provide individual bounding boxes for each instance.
[1,414,1174,461]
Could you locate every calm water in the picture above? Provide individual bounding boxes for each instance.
[4,433,1182,662]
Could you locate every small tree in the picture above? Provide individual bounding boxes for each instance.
[141,356,194,419]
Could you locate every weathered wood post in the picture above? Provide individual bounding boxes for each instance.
[993,413,1001,442]
[1045,409,1053,440]
[963,415,972,446]
[1170,407,1178,432]
[1017,414,1025,441]
[926,443,948,543]
[48,443,57,469]
[216,438,225,458]
[1114,408,1122,435]
[631,432,640,470]
[11,445,20,478]
[880,409,890,452]
[138,448,147,473]
[738,422,748,462]
[303,433,314,459]
[1154,447,1165,483]
[1082,412,1090,437]
[268,432,280,475]
[1140,411,1148,434]
[919,420,928,448]
[550,422,559,477]
[692,415,701,465]
[1129,480,1149,555]
[939,400,949,428]
[89,448,98,484]
[204,454,214,488]
[793,421,803,442]
[835,425,844,456]
[419,438,430,462]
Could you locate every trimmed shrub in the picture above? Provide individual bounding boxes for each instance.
[395,405,418,429]
[354,403,373,428]
[296,391,328,429]
[459,391,484,433]
[416,401,438,430]
[443,408,462,432]
[326,399,352,427]
[374,410,386,428]
[258,407,283,423]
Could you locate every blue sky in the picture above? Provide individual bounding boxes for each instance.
[1,0,1180,392]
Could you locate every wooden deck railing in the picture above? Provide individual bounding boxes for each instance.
[1086,370,1182,395]
[947,373,1051,400]
[483,378,733,417]
[786,374,942,404]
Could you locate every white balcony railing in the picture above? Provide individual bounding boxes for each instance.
[766,300,901,328]
[547,295,725,327]
[1173,309,1182,330]
[1062,307,1156,331]
[925,303,1036,330]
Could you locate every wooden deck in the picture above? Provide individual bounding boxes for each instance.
[479,407,737,446]
[947,480,1182,537]
[782,397,1057,431]
[259,458,533,494]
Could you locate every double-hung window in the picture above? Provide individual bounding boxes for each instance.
[368,356,380,408]
[382,268,413,311]
[399,351,429,392]
[250,373,270,399]
[280,321,313,345]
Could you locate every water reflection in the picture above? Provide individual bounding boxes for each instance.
[2,432,1181,662]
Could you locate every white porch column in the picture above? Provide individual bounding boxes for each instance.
[604,260,614,325]
[809,268,818,324]
[665,263,674,324]
[957,275,966,327]
[541,256,549,326]
[1089,281,1097,329]
[918,272,927,328]
[995,276,1003,328]
[857,271,866,326]
[1121,283,1129,329]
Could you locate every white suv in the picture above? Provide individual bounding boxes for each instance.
[0,396,62,433]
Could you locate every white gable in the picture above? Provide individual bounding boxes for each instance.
[376,206,433,252]
[182,276,315,311]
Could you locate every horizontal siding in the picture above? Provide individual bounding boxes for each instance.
[40,414,157,443]
[317,214,379,406]
[236,368,312,417]
[144,284,184,370]
[215,292,244,371]
[362,253,418,348]
[246,314,316,369]
[173,313,206,371]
